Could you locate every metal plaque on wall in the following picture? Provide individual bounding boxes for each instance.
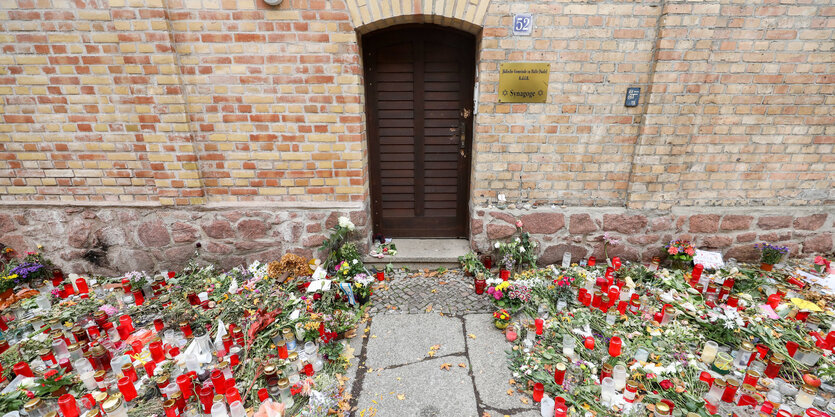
[498,63,550,103]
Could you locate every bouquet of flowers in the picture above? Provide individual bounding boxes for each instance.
[493,221,538,272]
[352,273,374,300]
[756,243,788,265]
[665,240,695,269]
[8,252,52,285]
[487,281,530,312]
[493,308,510,323]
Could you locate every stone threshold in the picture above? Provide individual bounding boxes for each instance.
[363,238,471,269]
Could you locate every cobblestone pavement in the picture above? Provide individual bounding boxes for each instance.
[366,268,495,315]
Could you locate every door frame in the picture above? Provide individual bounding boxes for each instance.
[361,24,476,238]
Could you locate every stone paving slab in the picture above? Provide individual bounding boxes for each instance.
[465,313,536,412]
[364,313,466,369]
[368,269,494,315]
[355,355,478,417]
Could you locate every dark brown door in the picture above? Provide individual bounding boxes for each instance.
[363,25,475,238]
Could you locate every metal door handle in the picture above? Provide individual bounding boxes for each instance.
[458,119,466,149]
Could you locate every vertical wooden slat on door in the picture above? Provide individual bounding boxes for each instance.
[363,25,475,238]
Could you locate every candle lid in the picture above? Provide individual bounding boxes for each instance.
[288,351,298,361]
[602,363,613,372]
[741,341,754,351]
[746,369,760,377]
[213,394,224,403]
[92,391,108,404]
[163,399,177,409]
[555,362,566,371]
[24,398,42,410]
[102,395,124,413]
[218,360,230,368]
[726,377,740,388]
[626,379,638,389]
[713,378,727,388]
[67,343,79,351]
[802,384,818,394]
[45,412,57,417]
[87,410,101,417]
[278,377,290,389]
[264,365,276,375]
[655,402,670,413]
[94,370,106,379]
[38,348,51,356]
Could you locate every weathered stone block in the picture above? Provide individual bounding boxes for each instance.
[202,220,234,239]
[757,216,792,230]
[720,215,753,231]
[689,214,720,233]
[603,214,647,234]
[569,214,597,234]
[520,212,564,234]
[794,214,827,231]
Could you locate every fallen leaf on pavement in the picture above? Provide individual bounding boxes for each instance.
[468,334,477,339]
[425,304,433,312]
[440,363,451,370]
[396,394,405,400]
[430,344,441,350]
[506,389,514,396]
[481,412,491,417]
[458,363,467,368]
[520,397,529,404]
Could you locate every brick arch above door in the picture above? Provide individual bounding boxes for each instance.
[344,0,491,34]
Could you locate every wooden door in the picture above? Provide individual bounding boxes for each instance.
[363,26,475,238]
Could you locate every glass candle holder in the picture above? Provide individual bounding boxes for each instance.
[600,377,615,405]
[609,336,622,357]
[721,378,740,403]
[561,334,574,359]
[613,364,627,390]
[532,382,544,403]
[624,380,638,403]
[735,341,756,369]
[796,384,817,409]
[765,354,785,378]
[712,352,733,375]
[705,379,726,404]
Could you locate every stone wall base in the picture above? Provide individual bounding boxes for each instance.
[470,206,834,265]
[0,205,369,275]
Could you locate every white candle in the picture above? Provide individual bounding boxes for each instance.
[701,340,718,364]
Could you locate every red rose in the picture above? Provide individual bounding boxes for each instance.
[660,379,673,390]
[44,369,58,378]
[313,293,322,301]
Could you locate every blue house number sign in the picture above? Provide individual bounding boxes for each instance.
[512,14,533,36]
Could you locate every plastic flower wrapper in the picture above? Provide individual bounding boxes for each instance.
[300,373,340,417]
[254,399,285,417]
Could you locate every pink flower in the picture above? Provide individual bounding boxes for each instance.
[667,246,678,255]
[684,247,695,256]
[487,287,495,295]
[660,379,673,390]
[493,292,502,300]
[515,220,523,228]
[815,256,826,265]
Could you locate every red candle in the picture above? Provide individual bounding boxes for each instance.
[591,291,602,309]
[534,318,543,335]
[617,300,628,315]
[118,376,137,401]
[604,267,614,280]
[481,256,492,269]
[143,361,156,379]
[699,371,714,386]
[277,341,289,359]
[578,288,588,303]
[199,386,214,414]
[587,256,596,267]
[59,358,72,372]
[154,319,164,332]
[691,264,704,284]
[120,315,134,333]
[612,257,621,271]
[554,362,566,385]
[767,294,781,309]
[64,282,75,296]
[176,374,194,399]
[131,340,143,356]
[180,322,193,338]
[376,271,385,281]
[727,294,739,308]
[117,324,131,341]
[133,290,144,306]
[743,370,760,387]
[584,336,595,350]
[474,278,486,295]
[58,394,80,417]
[755,344,769,359]
[795,310,810,322]
[609,336,622,357]
[75,277,89,294]
[122,363,138,383]
[258,388,269,402]
[554,405,568,417]
[150,341,165,363]
[786,341,799,357]
[607,287,620,308]
[121,278,132,293]
[53,268,64,286]
[0,315,8,331]
[532,382,544,402]
[40,350,57,365]
[579,291,591,307]
[230,353,240,367]
[226,387,242,405]
[211,369,226,394]
[500,269,510,281]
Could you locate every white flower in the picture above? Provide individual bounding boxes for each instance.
[494,242,500,249]
[519,247,526,253]
[515,237,521,243]
[338,216,355,231]
[352,259,358,265]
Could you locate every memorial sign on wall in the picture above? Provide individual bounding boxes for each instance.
[498,63,550,103]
